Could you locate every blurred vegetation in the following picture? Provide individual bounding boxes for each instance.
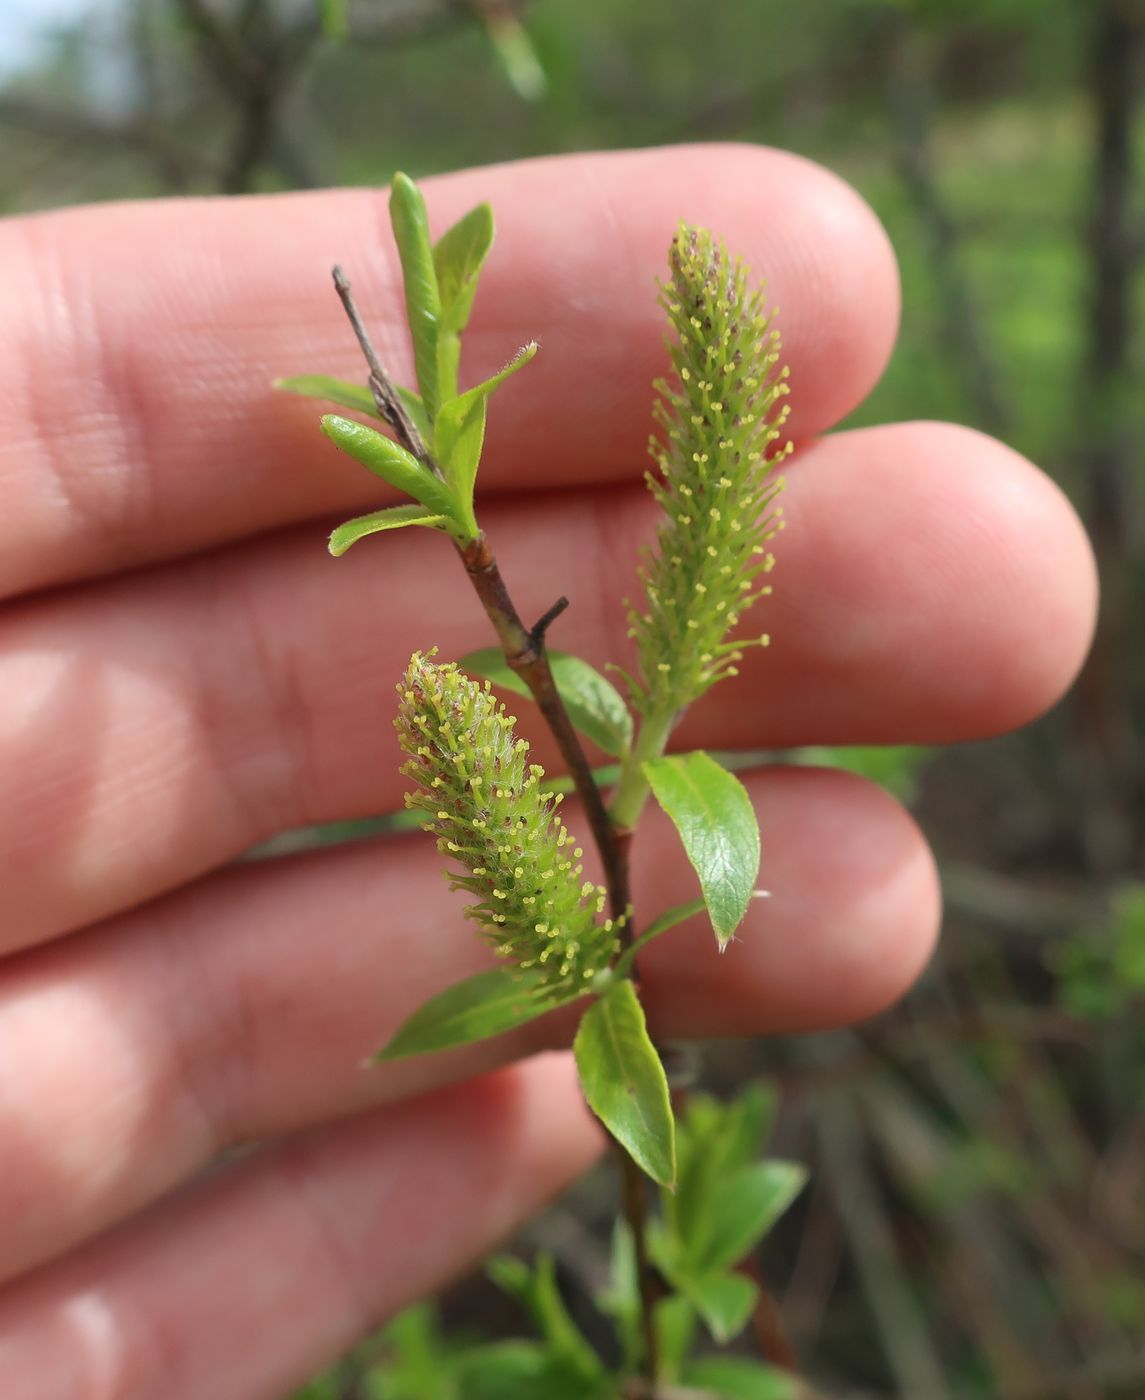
[3,1,1143,1396]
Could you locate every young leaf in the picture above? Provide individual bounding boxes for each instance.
[431,392,485,537]
[643,751,760,949]
[573,978,675,1186]
[675,1270,757,1344]
[434,203,495,329]
[666,1089,785,1278]
[433,202,495,404]
[486,1254,604,1382]
[460,645,632,758]
[329,504,448,557]
[276,374,378,417]
[455,1342,603,1400]
[281,377,431,446]
[654,1295,697,1385]
[321,414,458,521]
[390,173,443,420]
[690,1160,808,1274]
[596,1223,640,1372]
[374,1304,458,1400]
[433,342,538,514]
[683,1356,800,1400]
[374,968,575,1063]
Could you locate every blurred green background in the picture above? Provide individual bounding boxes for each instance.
[3,1,1143,1396]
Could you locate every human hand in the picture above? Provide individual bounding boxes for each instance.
[0,146,1096,1398]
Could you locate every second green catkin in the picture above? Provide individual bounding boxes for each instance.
[395,652,621,993]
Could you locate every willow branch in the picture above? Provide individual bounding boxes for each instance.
[332,263,654,1379]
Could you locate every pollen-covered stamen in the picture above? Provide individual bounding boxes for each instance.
[394,651,620,991]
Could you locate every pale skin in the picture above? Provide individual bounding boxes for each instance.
[0,146,1096,1398]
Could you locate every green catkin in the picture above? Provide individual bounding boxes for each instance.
[628,224,793,715]
[395,652,620,992]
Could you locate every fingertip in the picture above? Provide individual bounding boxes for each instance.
[700,143,902,435]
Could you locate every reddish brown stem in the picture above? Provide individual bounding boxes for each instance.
[459,533,631,924]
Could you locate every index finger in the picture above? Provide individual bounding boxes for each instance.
[0,143,898,598]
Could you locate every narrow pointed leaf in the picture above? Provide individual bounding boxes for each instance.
[433,204,495,409]
[464,339,538,401]
[655,1295,698,1385]
[276,374,377,416]
[434,342,538,508]
[374,967,573,1062]
[456,1342,603,1400]
[328,505,448,557]
[321,414,457,520]
[432,391,486,537]
[573,978,675,1186]
[460,643,631,758]
[486,1254,604,1381]
[644,751,760,949]
[435,204,494,341]
[692,1160,808,1273]
[278,375,432,447]
[390,172,442,419]
[676,1270,757,1344]
[683,1356,800,1400]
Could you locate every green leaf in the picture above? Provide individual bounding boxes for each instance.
[318,0,348,40]
[279,376,430,447]
[691,1161,808,1273]
[596,1223,640,1372]
[483,11,547,100]
[487,1254,604,1382]
[369,1304,458,1400]
[665,1088,782,1275]
[276,374,378,416]
[683,1355,800,1400]
[390,173,443,420]
[614,899,706,978]
[433,342,538,514]
[675,1270,757,1344]
[431,393,486,537]
[573,978,675,1186]
[321,414,458,521]
[280,375,432,446]
[644,751,761,949]
[461,642,631,758]
[455,1342,603,1400]
[328,504,448,557]
[716,1082,777,1172]
[374,968,574,1062]
[434,203,494,328]
[433,203,495,405]
[461,339,538,401]
[654,1295,697,1385]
